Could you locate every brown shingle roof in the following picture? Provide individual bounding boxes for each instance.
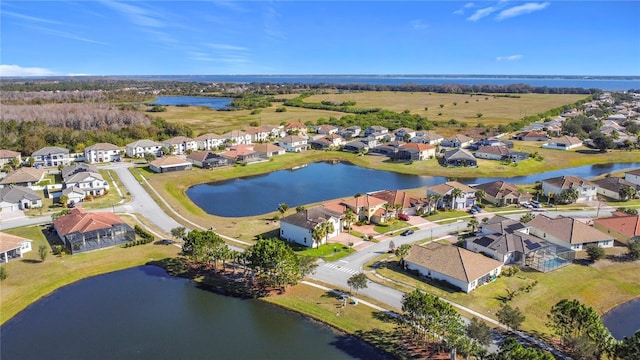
[0,167,45,185]
[149,156,191,168]
[280,206,343,230]
[528,215,612,244]
[542,176,596,190]
[405,243,502,283]
[0,232,32,253]
[0,150,21,159]
[53,208,126,237]
[85,143,120,151]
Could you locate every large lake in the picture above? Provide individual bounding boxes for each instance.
[187,161,640,217]
[602,297,640,340]
[0,266,390,360]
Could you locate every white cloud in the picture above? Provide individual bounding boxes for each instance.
[206,43,249,52]
[410,20,428,30]
[496,54,523,61]
[23,25,109,45]
[454,2,475,15]
[2,10,63,25]
[497,2,550,20]
[467,6,499,21]
[100,1,166,28]
[0,64,57,77]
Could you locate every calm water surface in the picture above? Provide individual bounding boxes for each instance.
[187,161,640,217]
[0,266,390,360]
[151,95,232,109]
[602,297,640,340]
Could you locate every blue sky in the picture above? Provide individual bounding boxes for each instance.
[1,1,639,76]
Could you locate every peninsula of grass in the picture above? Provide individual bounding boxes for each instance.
[0,222,180,325]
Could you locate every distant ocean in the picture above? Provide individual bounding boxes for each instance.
[124,75,640,91]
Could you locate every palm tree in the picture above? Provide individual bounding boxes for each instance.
[468,218,479,233]
[619,185,637,201]
[344,208,356,234]
[450,188,463,210]
[323,221,335,246]
[431,193,443,211]
[475,189,486,205]
[311,223,327,249]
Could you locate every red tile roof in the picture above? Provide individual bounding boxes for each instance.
[53,208,126,237]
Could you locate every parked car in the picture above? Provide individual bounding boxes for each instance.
[398,213,410,221]
[400,229,414,236]
[531,200,541,208]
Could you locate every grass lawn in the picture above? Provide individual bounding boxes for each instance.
[372,255,640,337]
[373,220,412,234]
[263,283,410,358]
[295,243,355,262]
[0,224,180,325]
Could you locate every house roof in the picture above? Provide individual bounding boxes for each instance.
[369,190,425,209]
[480,215,527,235]
[127,139,162,148]
[53,208,126,236]
[280,206,343,230]
[0,167,45,185]
[426,181,476,196]
[252,143,284,153]
[62,185,86,197]
[594,212,640,238]
[515,131,548,138]
[473,180,526,200]
[64,171,104,184]
[548,135,582,145]
[186,151,214,162]
[405,243,502,283]
[0,185,41,203]
[318,124,338,132]
[443,148,475,161]
[84,143,120,151]
[474,146,511,157]
[222,145,256,159]
[446,134,474,143]
[528,215,613,244]
[32,146,69,156]
[416,130,443,139]
[592,177,639,193]
[625,168,640,176]
[341,195,387,209]
[321,199,347,214]
[468,232,546,256]
[61,163,99,180]
[399,143,435,152]
[0,149,21,159]
[195,133,223,141]
[280,135,306,143]
[163,136,194,144]
[285,122,306,130]
[542,176,596,190]
[149,156,191,168]
[0,232,32,253]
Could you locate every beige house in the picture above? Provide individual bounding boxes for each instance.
[0,150,22,168]
[0,232,33,263]
[593,212,640,244]
[340,195,388,224]
[528,215,614,251]
[473,180,532,206]
[148,156,192,173]
[426,181,476,210]
[396,143,436,161]
[404,243,503,293]
[0,167,45,188]
[542,135,582,150]
[541,176,598,202]
[625,168,640,186]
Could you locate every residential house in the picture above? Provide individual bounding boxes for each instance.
[162,136,198,155]
[62,164,109,197]
[245,127,271,143]
[593,211,640,243]
[368,190,427,216]
[513,131,550,142]
[278,135,309,152]
[441,134,475,148]
[223,130,252,146]
[0,150,22,168]
[221,144,261,163]
[31,146,71,168]
[309,135,345,150]
[370,143,401,157]
[542,135,583,150]
[0,232,33,263]
[625,168,640,186]
[426,181,476,210]
[186,151,232,169]
[394,127,416,141]
[125,139,163,158]
[316,124,339,135]
[195,133,225,151]
[148,156,193,173]
[0,167,45,188]
[473,180,532,206]
[340,195,388,224]
[279,206,343,248]
[395,143,436,161]
[53,207,135,254]
[338,125,361,139]
[541,175,598,202]
[83,143,121,163]
[61,186,86,206]
[364,125,388,137]
[442,148,477,167]
[360,136,379,148]
[473,146,513,161]
[343,140,368,153]
[404,243,503,293]
[284,122,307,135]
[411,130,444,145]
[465,231,547,266]
[252,143,286,158]
[0,185,43,212]
[592,177,640,201]
[528,215,614,251]
[61,163,99,179]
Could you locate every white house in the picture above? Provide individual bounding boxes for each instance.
[0,232,33,263]
[278,135,309,152]
[404,243,502,293]
[426,181,476,210]
[441,134,475,148]
[162,136,198,155]
[542,135,583,150]
[541,176,598,202]
[625,168,640,186]
[279,206,343,248]
[223,130,252,145]
[528,215,615,251]
[0,149,22,168]
[63,172,109,197]
[0,185,43,212]
[31,146,71,168]
[195,133,225,151]
[126,139,163,158]
[83,143,121,163]
[411,130,444,145]
[592,177,640,201]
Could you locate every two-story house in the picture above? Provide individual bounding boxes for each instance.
[0,150,22,168]
[162,136,199,155]
[125,139,163,158]
[223,130,252,146]
[278,135,309,152]
[84,143,121,163]
[279,206,343,248]
[426,181,476,210]
[31,146,71,168]
[195,133,225,151]
[625,168,640,186]
[62,163,109,198]
[528,215,614,251]
[541,176,598,202]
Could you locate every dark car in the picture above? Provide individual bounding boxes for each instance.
[400,229,414,236]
